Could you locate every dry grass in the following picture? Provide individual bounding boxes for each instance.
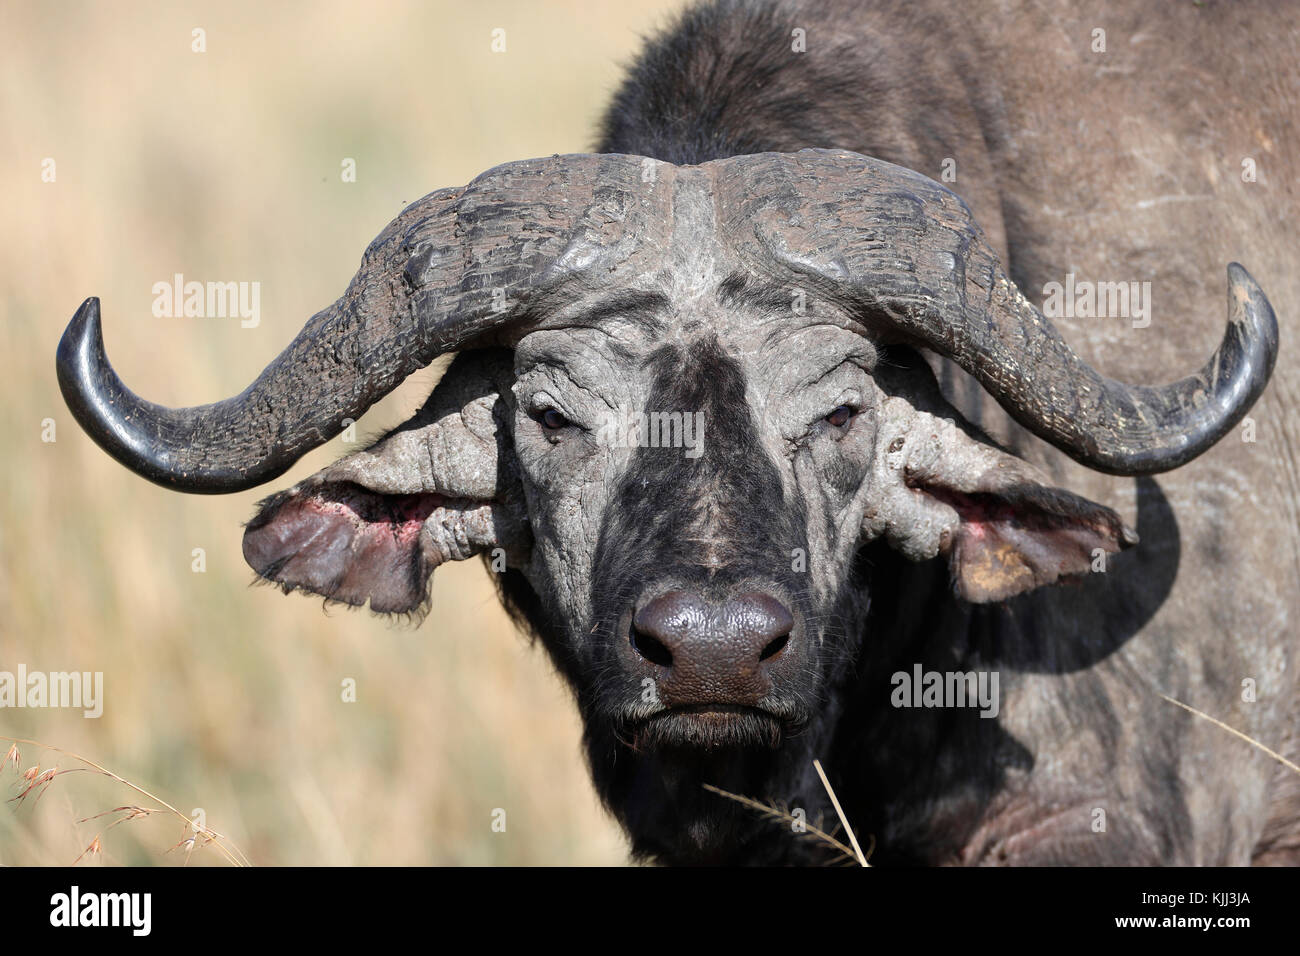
[703,759,875,866]
[1158,694,1300,777]
[4,737,249,866]
[0,0,689,866]
[812,758,871,865]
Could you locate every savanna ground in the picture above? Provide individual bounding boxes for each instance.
[0,0,691,866]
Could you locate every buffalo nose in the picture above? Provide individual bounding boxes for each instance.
[630,590,795,704]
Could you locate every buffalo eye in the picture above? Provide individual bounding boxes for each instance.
[826,404,854,427]
[540,408,570,431]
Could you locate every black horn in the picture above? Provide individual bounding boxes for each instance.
[55,154,669,493]
[724,149,1279,476]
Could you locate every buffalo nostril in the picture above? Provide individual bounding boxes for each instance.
[759,633,789,661]
[632,591,698,667]
[631,628,674,667]
[730,592,794,662]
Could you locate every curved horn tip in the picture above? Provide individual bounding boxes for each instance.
[1222,261,1279,386]
[71,295,101,328]
[57,297,102,370]
[1225,261,1279,339]
[1101,263,1279,477]
[1154,262,1280,475]
[1226,260,1256,293]
[52,297,266,496]
[55,296,106,419]
[54,296,151,484]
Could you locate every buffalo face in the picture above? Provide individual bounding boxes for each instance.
[509,293,878,754]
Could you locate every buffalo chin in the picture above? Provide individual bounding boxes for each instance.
[603,711,832,865]
[630,707,786,752]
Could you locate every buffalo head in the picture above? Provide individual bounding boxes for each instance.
[56,150,1277,859]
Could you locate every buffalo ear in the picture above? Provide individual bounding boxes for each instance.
[242,349,528,616]
[866,368,1136,603]
[925,479,1136,603]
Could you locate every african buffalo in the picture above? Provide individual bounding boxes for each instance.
[56,0,1298,864]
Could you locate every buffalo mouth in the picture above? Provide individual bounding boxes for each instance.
[624,705,790,753]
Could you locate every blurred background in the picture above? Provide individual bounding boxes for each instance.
[0,0,690,865]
